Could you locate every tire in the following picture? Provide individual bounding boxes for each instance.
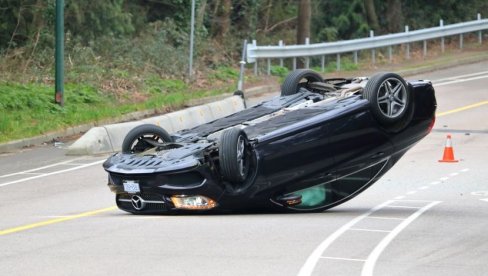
[122,124,173,154]
[281,69,324,96]
[363,72,412,128]
[219,128,251,183]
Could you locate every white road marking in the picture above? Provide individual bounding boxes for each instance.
[406,191,417,195]
[0,160,106,187]
[394,196,405,200]
[430,181,440,185]
[440,177,449,181]
[450,172,459,177]
[433,70,488,83]
[0,158,85,178]
[361,201,441,276]
[298,200,440,276]
[480,199,488,203]
[434,74,488,87]
[297,200,394,276]
[460,168,470,172]
[419,186,429,190]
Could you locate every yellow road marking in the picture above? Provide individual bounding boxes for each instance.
[0,206,117,236]
[437,101,488,117]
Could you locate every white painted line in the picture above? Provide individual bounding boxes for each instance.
[0,160,105,188]
[430,181,440,185]
[361,201,441,276]
[450,173,459,177]
[460,168,470,172]
[349,228,391,233]
[387,205,421,209]
[0,158,85,178]
[394,196,405,200]
[480,198,488,202]
[297,200,394,276]
[320,257,366,262]
[440,177,449,181]
[434,75,488,87]
[367,216,405,221]
[392,199,436,202]
[418,186,429,190]
[406,191,417,195]
[433,70,488,83]
[19,172,44,175]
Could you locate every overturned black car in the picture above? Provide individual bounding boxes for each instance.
[103,70,436,214]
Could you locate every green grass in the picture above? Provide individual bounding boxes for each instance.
[0,80,235,143]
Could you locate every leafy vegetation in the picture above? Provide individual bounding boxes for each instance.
[0,0,487,143]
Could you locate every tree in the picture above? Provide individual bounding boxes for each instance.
[364,0,379,31]
[296,0,310,45]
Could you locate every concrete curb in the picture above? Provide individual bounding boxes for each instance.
[66,95,245,155]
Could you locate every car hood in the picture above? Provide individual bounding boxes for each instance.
[103,142,212,174]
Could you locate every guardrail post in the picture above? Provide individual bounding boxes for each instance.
[423,40,427,57]
[459,34,463,49]
[293,57,297,70]
[237,39,247,91]
[336,53,341,71]
[252,40,258,75]
[440,20,445,53]
[478,14,482,44]
[388,46,392,63]
[305,38,310,69]
[405,25,410,59]
[279,40,284,66]
[267,58,271,75]
[370,30,375,64]
[353,51,358,64]
[321,55,325,72]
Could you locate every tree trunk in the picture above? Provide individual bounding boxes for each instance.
[296,0,310,68]
[212,0,231,41]
[196,0,207,31]
[296,0,310,45]
[364,0,380,31]
[386,0,403,33]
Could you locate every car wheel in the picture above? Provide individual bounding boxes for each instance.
[363,72,412,129]
[281,69,324,96]
[122,124,173,154]
[219,128,250,183]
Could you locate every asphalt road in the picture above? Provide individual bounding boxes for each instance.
[1,61,487,276]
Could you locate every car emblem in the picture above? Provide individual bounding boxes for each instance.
[131,195,146,210]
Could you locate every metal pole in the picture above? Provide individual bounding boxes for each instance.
[440,20,445,53]
[423,40,427,57]
[305,38,310,69]
[321,55,325,72]
[460,34,463,49]
[55,0,64,106]
[188,0,196,79]
[237,40,247,91]
[353,51,358,64]
[279,40,284,67]
[370,30,375,65]
[267,58,271,75]
[388,46,392,63]
[405,25,410,59]
[336,54,340,71]
[478,14,482,44]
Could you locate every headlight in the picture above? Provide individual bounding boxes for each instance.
[170,195,218,210]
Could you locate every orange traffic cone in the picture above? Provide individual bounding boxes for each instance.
[438,134,458,163]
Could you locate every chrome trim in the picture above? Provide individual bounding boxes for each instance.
[118,195,165,211]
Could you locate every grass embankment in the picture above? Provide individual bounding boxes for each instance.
[0,67,239,144]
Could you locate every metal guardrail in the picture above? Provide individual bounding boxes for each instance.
[245,14,487,73]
